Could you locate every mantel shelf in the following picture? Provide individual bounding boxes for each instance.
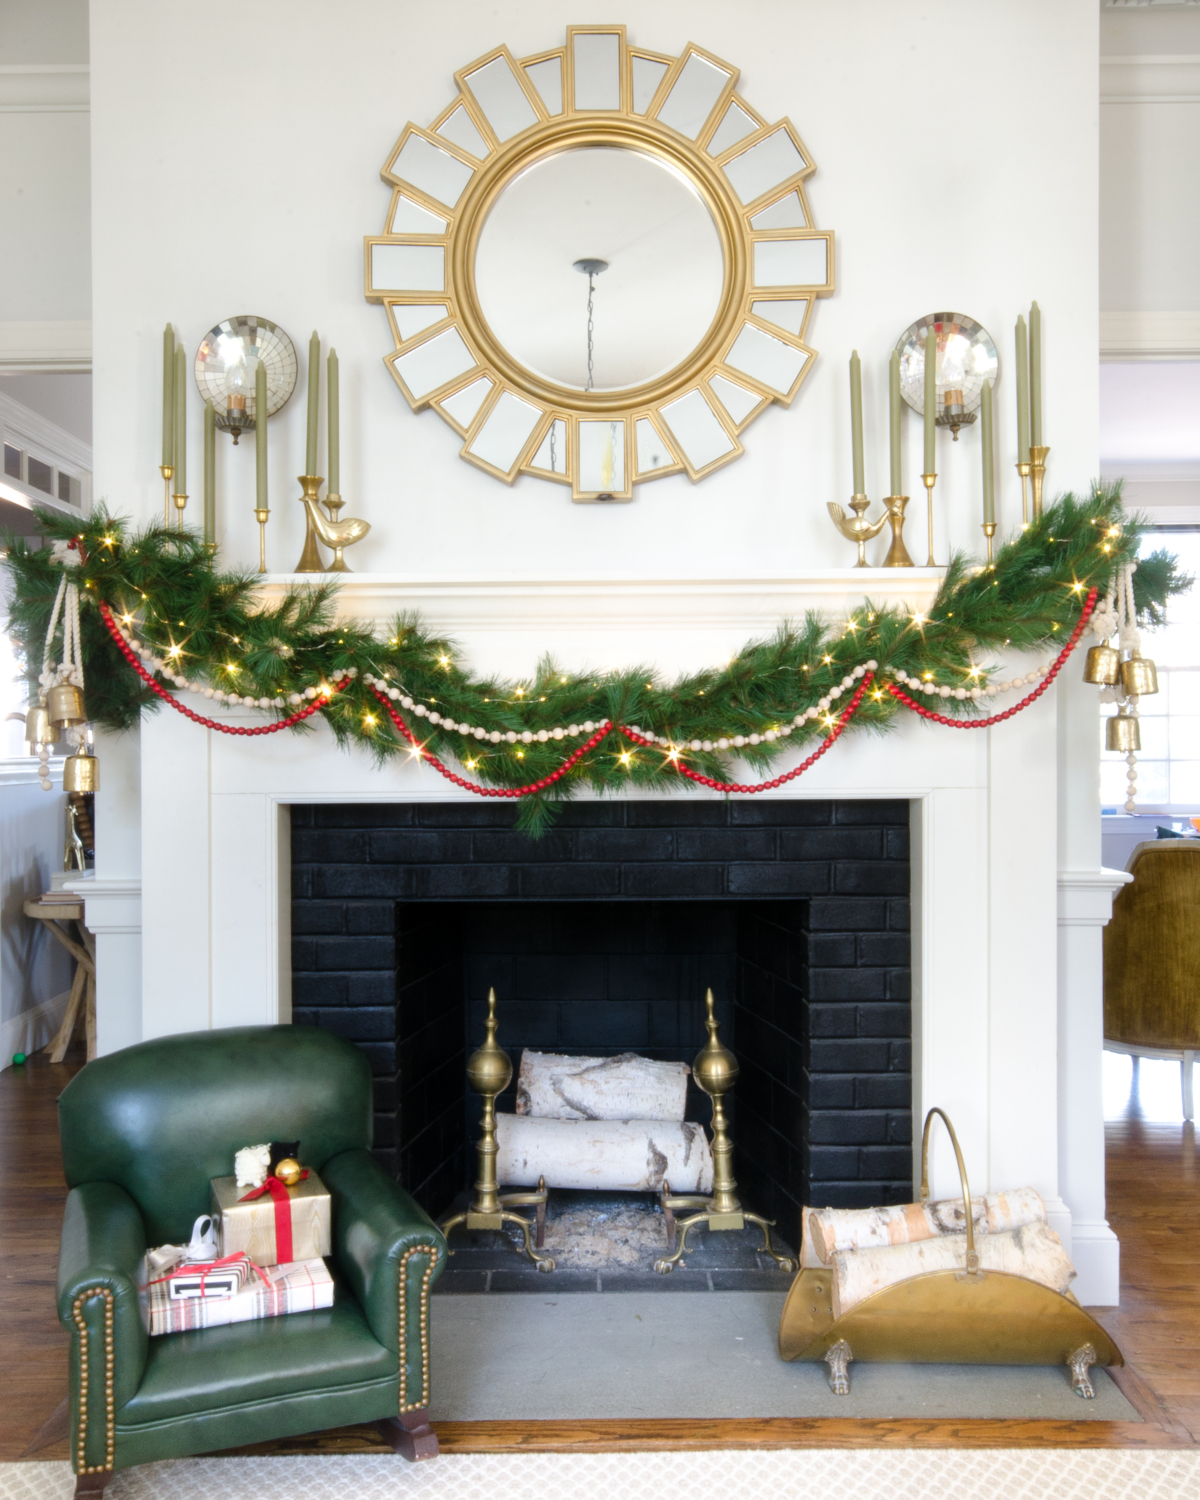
[255,570,945,635]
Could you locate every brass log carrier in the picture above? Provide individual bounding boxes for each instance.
[439,988,554,1272]
[778,1108,1124,1395]
[654,988,796,1274]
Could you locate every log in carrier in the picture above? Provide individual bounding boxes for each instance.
[803,1187,1048,1266]
[515,1051,690,1121]
[830,1219,1077,1319]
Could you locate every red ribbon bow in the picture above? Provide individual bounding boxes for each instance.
[143,1250,267,1295]
[238,1171,309,1264]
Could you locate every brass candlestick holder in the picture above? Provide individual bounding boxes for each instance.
[440,988,554,1272]
[882,495,914,567]
[293,475,326,573]
[921,472,937,566]
[160,465,174,528]
[1029,444,1049,520]
[827,495,886,567]
[255,509,270,574]
[172,492,188,530]
[1016,459,1032,526]
[982,520,997,565]
[654,989,796,1275]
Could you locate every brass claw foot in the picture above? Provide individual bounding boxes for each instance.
[824,1338,853,1395]
[653,1209,706,1273]
[503,1210,555,1272]
[745,1212,797,1272]
[1068,1342,1097,1399]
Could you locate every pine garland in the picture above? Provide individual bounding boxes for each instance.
[3,484,1190,833]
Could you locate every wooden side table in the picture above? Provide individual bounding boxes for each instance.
[24,899,97,1062]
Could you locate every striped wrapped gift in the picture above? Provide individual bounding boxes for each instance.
[144,1258,333,1337]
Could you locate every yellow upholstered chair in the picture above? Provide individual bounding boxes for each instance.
[1104,840,1200,1120]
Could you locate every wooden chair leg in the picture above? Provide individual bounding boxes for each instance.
[47,962,86,1064]
[74,1472,112,1497]
[84,969,97,1061]
[377,1410,438,1461]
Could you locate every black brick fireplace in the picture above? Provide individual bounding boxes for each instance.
[290,799,913,1252]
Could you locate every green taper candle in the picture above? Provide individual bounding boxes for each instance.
[256,358,268,508]
[889,349,901,495]
[327,348,339,494]
[1029,302,1042,448]
[849,350,864,494]
[1015,314,1030,464]
[980,378,995,524]
[923,326,937,473]
[306,330,320,476]
[203,399,215,544]
[174,344,187,495]
[162,324,175,470]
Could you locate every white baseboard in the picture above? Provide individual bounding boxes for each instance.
[1069,1218,1122,1308]
[1,988,71,1069]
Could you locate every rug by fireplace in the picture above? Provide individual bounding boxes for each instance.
[3,1450,1195,1500]
[429,1291,1137,1422]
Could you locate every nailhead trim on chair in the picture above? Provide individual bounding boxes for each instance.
[398,1245,439,1413]
[71,1286,115,1473]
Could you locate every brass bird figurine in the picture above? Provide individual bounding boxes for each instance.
[827,496,886,567]
[301,496,370,573]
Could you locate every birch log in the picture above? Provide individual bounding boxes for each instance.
[495,1113,713,1192]
[831,1220,1075,1319]
[516,1050,690,1121]
[808,1188,1047,1264]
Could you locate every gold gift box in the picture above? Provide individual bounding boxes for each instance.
[210,1172,331,1265]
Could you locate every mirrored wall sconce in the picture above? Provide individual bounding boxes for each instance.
[898,313,998,442]
[194,316,297,443]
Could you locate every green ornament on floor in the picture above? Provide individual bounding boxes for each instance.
[12,1053,26,1065]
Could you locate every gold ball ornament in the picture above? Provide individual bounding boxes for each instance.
[274,1157,303,1186]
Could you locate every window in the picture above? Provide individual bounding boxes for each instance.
[1100,530,1200,812]
[2,444,19,480]
[26,455,52,495]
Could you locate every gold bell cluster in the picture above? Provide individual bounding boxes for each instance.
[1082,560,1158,812]
[31,548,99,795]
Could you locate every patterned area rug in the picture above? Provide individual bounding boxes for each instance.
[3,1451,1198,1499]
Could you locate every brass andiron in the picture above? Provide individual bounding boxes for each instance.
[882,496,914,568]
[1016,459,1032,527]
[654,988,796,1274]
[981,520,997,565]
[160,464,174,529]
[255,508,270,574]
[293,476,327,573]
[827,495,886,567]
[921,471,937,566]
[1029,444,1049,521]
[439,988,554,1272]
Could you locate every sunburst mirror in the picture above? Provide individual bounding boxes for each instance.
[364,25,835,501]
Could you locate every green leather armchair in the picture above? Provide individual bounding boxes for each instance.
[56,1025,446,1496]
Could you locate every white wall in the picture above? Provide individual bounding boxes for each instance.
[90,0,1099,583]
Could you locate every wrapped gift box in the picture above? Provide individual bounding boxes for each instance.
[144,1258,333,1337]
[167,1257,254,1301]
[211,1171,331,1264]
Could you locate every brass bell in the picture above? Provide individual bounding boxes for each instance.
[1083,643,1121,686]
[1106,707,1141,754]
[23,703,53,746]
[1120,651,1159,698]
[47,681,86,730]
[62,750,99,793]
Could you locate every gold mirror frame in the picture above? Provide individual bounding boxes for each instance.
[364,26,835,501]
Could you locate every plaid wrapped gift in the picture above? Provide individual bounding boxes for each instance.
[143,1258,334,1337]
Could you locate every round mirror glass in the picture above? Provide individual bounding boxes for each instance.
[473,146,725,393]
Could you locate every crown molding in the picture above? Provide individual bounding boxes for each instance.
[0,322,91,373]
[1100,309,1200,357]
[0,386,92,475]
[0,63,89,113]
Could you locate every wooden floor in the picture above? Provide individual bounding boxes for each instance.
[3,1050,1196,1459]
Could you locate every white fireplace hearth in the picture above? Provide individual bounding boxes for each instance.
[79,572,1127,1304]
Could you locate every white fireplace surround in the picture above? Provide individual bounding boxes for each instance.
[82,571,1127,1304]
